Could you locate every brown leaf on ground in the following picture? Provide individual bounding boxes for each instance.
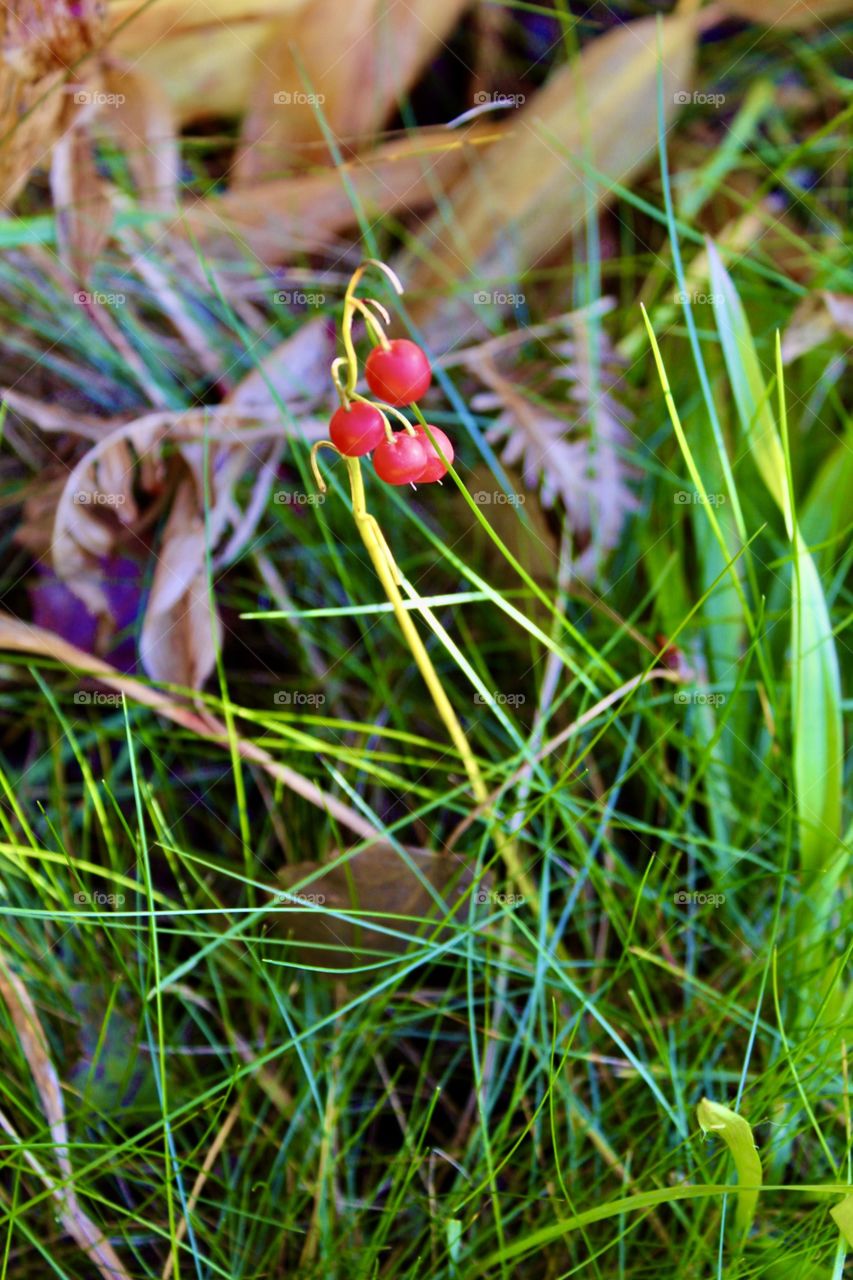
[183,126,494,265]
[102,59,179,212]
[225,318,335,414]
[2,388,123,442]
[106,0,303,124]
[272,844,485,969]
[717,0,853,26]
[45,408,326,686]
[234,0,469,181]
[138,474,221,691]
[0,0,106,203]
[782,291,853,363]
[400,13,696,340]
[0,612,380,840]
[50,100,113,283]
[0,949,131,1280]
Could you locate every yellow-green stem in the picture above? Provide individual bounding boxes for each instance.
[312,443,538,909]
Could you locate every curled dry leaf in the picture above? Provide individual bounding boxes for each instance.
[272,843,487,970]
[0,0,106,202]
[138,475,220,691]
[234,0,470,181]
[401,13,696,338]
[185,126,492,265]
[45,407,329,688]
[0,949,131,1280]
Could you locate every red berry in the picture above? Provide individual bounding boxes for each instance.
[415,425,454,482]
[365,339,431,406]
[329,402,386,456]
[372,431,428,485]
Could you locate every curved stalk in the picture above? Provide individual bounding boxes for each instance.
[311,443,536,908]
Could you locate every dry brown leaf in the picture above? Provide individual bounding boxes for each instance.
[717,0,853,26]
[184,125,493,265]
[0,0,106,203]
[0,611,380,840]
[50,100,113,283]
[47,407,328,687]
[782,291,853,363]
[0,949,131,1280]
[49,409,254,611]
[467,306,639,580]
[225,318,335,414]
[272,843,485,969]
[401,13,696,337]
[138,475,221,691]
[107,0,303,124]
[1,388,124,441]
[102,59,179,212]
[234,0,469,182]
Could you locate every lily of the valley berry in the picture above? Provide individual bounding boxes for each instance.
[320,259,454,487]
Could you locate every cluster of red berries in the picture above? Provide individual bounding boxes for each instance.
[329,339,454,486]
